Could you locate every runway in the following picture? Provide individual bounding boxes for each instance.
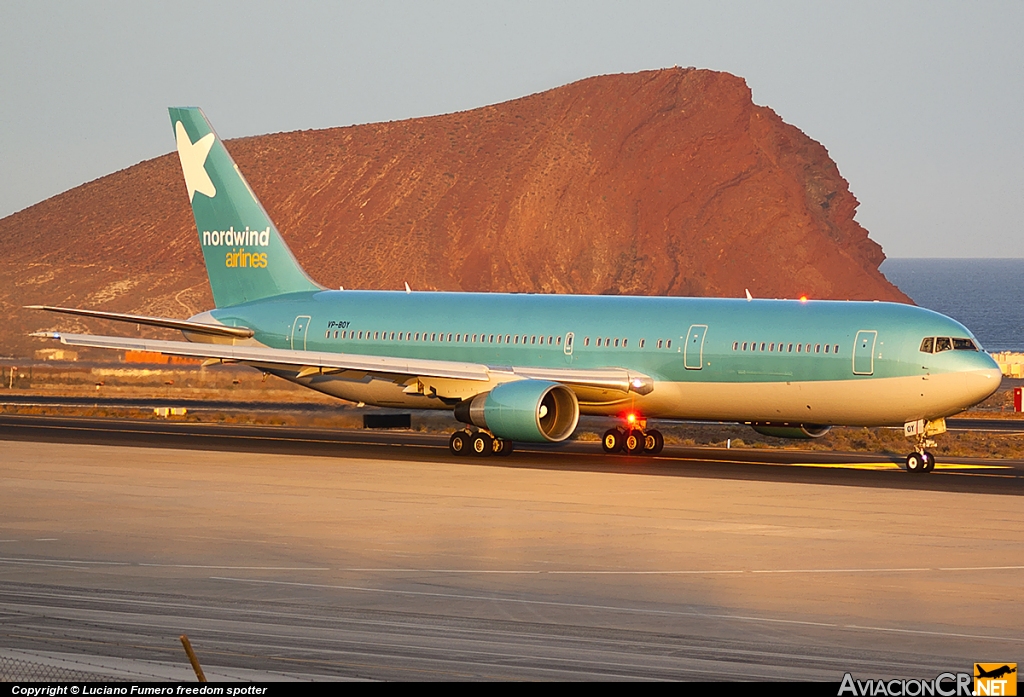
[1,413,1022,495]
[0,416,1022,680]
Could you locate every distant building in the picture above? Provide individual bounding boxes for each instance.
[991,352,1024,377]
[34,348,78,361]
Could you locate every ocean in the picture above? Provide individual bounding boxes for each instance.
[879,258,1024,352]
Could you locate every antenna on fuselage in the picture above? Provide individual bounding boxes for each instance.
[405,282,412,294]
[745,289,753,301]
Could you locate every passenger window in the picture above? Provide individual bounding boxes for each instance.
[815,344,820,353]
[733,342,738,350]
[833,345,839,354]
[824,344,830,353]
[666,340,672,349]
[953,338,978,351]
[639,339,644,348]
[760,342,766,351]
[532,336,537,345]
[787,343,793,352]
[489,334,494,343]
[769,343,775,352]
[742,342,747,351]
[556,336,562,345]
[935,337,953,352]
[805,344,811,353]
[623,339,628,348]
[614,338,620,347]
[920,337,934,353]
[796,344,802,353]
[657,339,663,349]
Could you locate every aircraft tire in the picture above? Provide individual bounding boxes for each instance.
[496,439,514,456]
[644,429,665,455]
[923,450,936,472]
[602,428,623,454]
[471,432,493,457]
[906,452,925,473]
[449,431,470,456]
[625,429,644,455]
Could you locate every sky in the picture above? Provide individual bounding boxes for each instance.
[1,1,1021,258]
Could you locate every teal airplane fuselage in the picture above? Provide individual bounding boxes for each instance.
[204,289,1000,426]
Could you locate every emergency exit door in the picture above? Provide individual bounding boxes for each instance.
[291,315,311,350]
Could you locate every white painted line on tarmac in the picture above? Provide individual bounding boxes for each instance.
[211,575,840,628]
[0,556,128,566]
[328,564,1024,575]
[138,563,330,570]
[212,576,1024,643]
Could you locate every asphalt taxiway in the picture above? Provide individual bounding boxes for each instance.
[0,415,1021,680]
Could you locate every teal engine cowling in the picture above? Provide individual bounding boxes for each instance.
[454,380,579,442]
[749,422,832,439]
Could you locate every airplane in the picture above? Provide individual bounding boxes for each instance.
[976,665,1016,680]
[29,107,1002,473]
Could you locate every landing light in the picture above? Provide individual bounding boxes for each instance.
[627,413,637,424]
[799,295,808,303]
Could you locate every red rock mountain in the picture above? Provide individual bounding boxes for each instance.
[0,68,909,359]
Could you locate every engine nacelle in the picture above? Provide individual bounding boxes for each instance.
[454,380,580,443]
[749,422,832,439]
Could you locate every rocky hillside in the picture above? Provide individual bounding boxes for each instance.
[0,68,909,359]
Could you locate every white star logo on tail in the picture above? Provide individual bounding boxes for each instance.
[175,121,216,201]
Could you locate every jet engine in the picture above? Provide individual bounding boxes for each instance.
[454,380,579,442]
[749,422,832,439]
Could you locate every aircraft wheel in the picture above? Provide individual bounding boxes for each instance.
[906,452,925,473]
[602,428,623,454]
[471,431,493,457]
[495,439,514,456]
[644,429,665,455]
[625,429,644,455]
[923,450,936,472]
[449,431,470,456]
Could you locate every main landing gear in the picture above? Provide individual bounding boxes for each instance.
[449,429,514,458]
[903,418,945,474]
[602,414,664,456]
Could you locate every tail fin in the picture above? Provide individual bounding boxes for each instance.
[169,107,322,307]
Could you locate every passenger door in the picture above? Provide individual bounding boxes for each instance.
[853,330,877,375]
[684,324,708,370]
[290,315,311,351]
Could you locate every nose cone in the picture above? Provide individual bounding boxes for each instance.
[963,359,1002,406]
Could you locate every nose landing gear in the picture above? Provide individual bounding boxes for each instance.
[602,415,664,456]
[904,418,944,474]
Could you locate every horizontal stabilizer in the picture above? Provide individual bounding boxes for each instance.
[25,305,254,339]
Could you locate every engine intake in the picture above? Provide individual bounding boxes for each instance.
[749,422,832,439]
[454,380,579,443]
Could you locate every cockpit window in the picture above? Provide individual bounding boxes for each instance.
[921,336,979,353]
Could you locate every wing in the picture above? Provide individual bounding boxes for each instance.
[39,332,654,402]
